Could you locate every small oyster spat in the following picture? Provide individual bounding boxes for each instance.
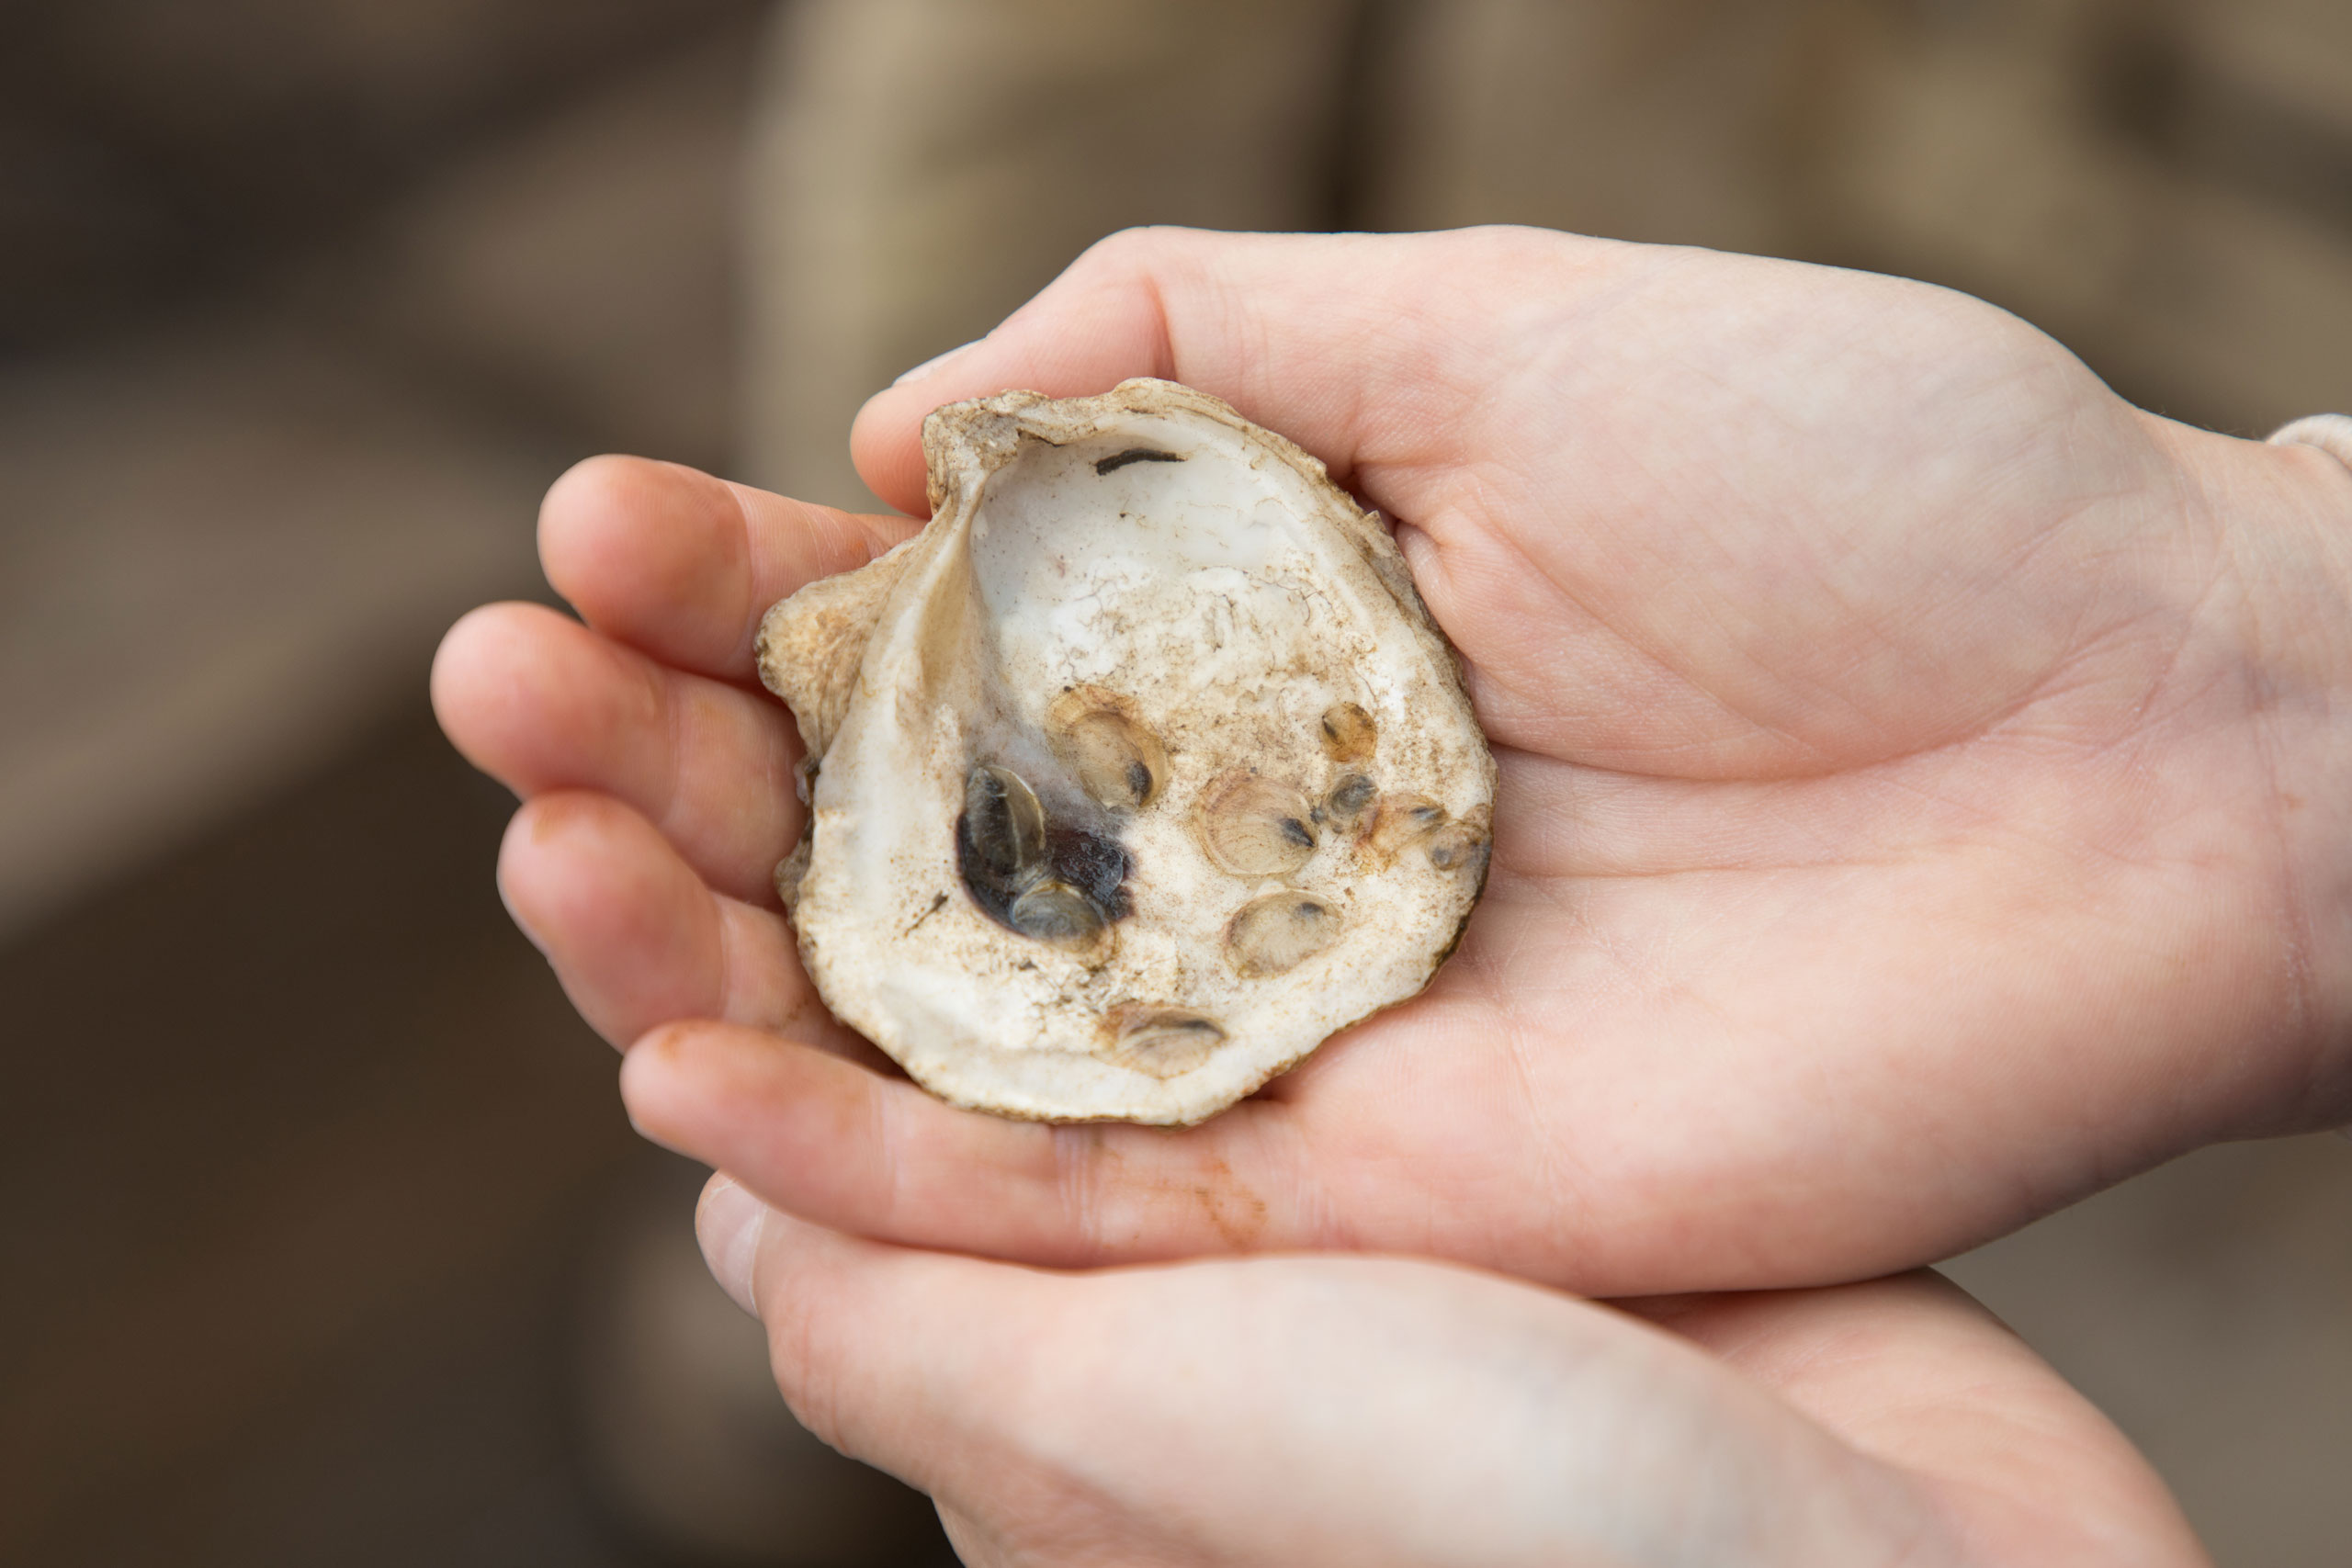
[756,378,1494,1125]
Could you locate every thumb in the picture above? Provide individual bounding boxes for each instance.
[695,1173,1051,1498]
[846,224,1634,515]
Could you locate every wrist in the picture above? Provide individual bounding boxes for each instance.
[2166,415,2352,1132]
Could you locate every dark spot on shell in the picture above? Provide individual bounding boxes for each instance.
[957,763,1132,940]
[903,891,950,936]
[1094,446,1186,475]
[1046,825,1133,922]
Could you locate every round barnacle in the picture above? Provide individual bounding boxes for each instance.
[1102,1006,1227,1079]
[1009,879,1112,955]
[1319,701,1377,762]
[1366,792,1451,861]
[1198,773,1320,878]
[1323,772,1377,831]
[1047,686,1169,810]
[1227,893,1342,978]
[1424,821,1489,874]
[963,763,1047,881]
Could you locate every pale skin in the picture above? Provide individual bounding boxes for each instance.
[694,1185,2204,1567]
[433,226,2350,1562]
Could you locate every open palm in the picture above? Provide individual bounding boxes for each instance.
[434,227,2352,1295]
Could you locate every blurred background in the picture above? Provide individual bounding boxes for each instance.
[4,1,2348,1563]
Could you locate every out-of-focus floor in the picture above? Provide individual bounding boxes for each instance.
[3,3,2348,1564]
[1947,1137,2352,1566]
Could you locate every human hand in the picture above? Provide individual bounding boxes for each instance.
[435,227,2352,1296]
[692,1179,2207,1568]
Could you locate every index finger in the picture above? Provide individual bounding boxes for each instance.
[539,454,921,681]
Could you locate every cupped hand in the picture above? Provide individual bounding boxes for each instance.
[695,1181,2208,1568]
[433,227,2352,1295]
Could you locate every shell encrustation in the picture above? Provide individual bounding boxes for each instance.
[755,379,1493,1125]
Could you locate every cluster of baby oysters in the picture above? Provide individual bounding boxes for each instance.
[757,379,1494,1125]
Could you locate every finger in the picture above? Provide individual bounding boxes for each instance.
[539,454,921,680]
[434,602,799,904]
[690,1187,1015,1501]
[1627,1276,2207,1566]
[850,226,1628,514]
[697,1195,1959,1568]
[497,792,831,1050]
[621,1019,1323,1267]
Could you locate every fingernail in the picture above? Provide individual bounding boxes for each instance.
[697,1175,768,1317]
[893,338,982,387]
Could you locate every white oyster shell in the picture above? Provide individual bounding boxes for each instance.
[756,378,1493,1125]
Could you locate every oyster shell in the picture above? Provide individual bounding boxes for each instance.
[756,378,1492,1125]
